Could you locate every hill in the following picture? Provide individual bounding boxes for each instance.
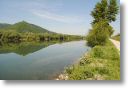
[0,21,54,34]
[0,23,11,29]
[0,21,84,42]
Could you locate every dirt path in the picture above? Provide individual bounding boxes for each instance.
[110,39,120,51]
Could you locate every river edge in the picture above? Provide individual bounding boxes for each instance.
[55,40,120,80]
[54,53,88,80]
[54,41,90,80]
[0,40,90,80]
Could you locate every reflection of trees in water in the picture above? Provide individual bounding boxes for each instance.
[0,41,65,56]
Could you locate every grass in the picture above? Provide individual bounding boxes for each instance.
[65,40,120,80]
[112,34,120,41]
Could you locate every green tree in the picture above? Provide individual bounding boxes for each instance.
[86,0,119,47]
[0,31,3,39]
[107,0,119,22]
[91,0,119,24]
[86,20,111,47]
[91,0,108,24]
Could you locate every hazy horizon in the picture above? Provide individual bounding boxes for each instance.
[0,0,120,35]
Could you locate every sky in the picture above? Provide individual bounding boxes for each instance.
[0,0,120,35]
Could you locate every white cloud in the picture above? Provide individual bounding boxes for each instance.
[31,10,84,23]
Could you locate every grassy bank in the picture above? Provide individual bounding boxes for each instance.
[112,34,120,41]
[64,40,120,80]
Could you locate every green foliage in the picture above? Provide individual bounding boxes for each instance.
[91,0,108,24]
[65,65,94,80]
[1,21,52,33]
[86,20,113,47]
[87,0,118,47]
[0,23,11,29]
[63,0,120,80]
[0,30,84,42]
[90,44,119,60]
[65,40,120,80]
[0,21,84,42]
[107,0,119,22]
[0,30,21,42]
[91,0,119,24]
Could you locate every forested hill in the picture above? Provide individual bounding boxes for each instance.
[0,21,84,42]
[0,21,55,34]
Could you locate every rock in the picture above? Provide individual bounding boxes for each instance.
[65,75,68,80]
[55,78,59,80]
[56,74,69,80]
[94,74,104,80]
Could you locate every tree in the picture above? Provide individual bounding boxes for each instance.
[86,0,119,47]
[86,20,111,47]
[91,0,108,24]
[107,0,119,22]
[91,0,119,24]
[0,31,3,39]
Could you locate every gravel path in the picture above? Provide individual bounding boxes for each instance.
[110,39,120,51]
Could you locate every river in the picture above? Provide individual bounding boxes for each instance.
[0,40,90,80]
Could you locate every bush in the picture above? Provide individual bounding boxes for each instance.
[91,46,104,58]
[86,20,113,47]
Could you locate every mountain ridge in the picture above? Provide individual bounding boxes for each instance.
[0,21,55,34]
[0,23,11,29]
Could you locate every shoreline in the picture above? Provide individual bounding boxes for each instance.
[55,53,88,80]
[55,40,120,80]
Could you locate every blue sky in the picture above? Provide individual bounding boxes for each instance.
[0,0,120,35]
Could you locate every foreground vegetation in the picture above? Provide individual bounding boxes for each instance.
[56,0,120,80]
[86,0,119,47]
[64,40,120,80]
[112,34,120,41]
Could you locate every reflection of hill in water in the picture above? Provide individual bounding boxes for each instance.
[0,41,61,56]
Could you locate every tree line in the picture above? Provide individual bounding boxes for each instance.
[0,30,84,43]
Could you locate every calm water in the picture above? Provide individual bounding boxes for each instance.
[0,41,90,80]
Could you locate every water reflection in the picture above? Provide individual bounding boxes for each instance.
[0,41,90,80]
[0,41,64,56]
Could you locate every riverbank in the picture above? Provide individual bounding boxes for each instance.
[56,40,120,80]
[110,39,120,51]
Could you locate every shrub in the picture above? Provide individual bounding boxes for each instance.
[91,46,104,58]
[95,67,109,75]
[86,20,112,47]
